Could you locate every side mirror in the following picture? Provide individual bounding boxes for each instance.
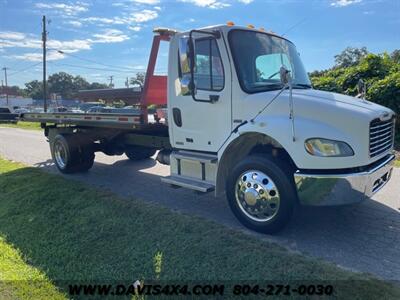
[178,38,192,96]
[279,66,291,85]
[187,36,196,96]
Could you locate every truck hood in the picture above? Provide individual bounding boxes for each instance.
[292,89,393,115]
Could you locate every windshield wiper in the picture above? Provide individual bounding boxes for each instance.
[292,83,312,89]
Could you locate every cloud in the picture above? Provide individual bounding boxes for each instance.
[179,0,230,9]
[67,20,83,27]
[35,2,89,16]
[12,51,65,62]
[0,30,92,53]
[363,10,374,15]
[128,25,142,32]
[330,0,362,7]
[130,9,158,22]
[1,28,131,62]
[132,0,160,4]
[91,29,130,43]
[0,32,42,49]
[82,10,158,27]
[237,0,253,4]
[0,31,26,40]
[83,16,125,25]
[47,39,92,52]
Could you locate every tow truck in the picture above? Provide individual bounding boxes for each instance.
[19,23,396,233]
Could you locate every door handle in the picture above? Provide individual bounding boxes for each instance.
[172,108,182,127]
[209,95,219,103]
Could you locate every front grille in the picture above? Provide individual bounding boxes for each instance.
[369,117,394,157]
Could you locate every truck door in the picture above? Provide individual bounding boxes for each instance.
[168,32,232,153]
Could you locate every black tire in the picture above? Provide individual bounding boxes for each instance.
[76,145,95,172]
[125,146,156,161]
[51,134,95,174]
[226,154,296,234]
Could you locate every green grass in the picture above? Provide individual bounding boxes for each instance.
[0,236,66,299]
[395,159,400,168]
[0,157,399,299]
[0,121,42,131]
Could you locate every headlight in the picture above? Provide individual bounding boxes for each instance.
[305,138,354,157]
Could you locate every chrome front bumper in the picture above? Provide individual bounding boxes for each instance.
[294,154,395,206]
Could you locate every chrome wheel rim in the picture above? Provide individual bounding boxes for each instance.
[235,170,280,222]
[54,141,67,169]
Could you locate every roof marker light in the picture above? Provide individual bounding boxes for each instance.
[227,21,235,26]
[247,24,255,29]
[259,27,265,31]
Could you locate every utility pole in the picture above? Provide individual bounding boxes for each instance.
[42,15,47,112]
[2,67,9,106]
[125,77,129,88]
[108,75,114,88]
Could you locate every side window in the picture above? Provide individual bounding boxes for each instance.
[194,39,224,91]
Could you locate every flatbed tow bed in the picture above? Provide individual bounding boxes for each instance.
[21,112,153,130]
[16,28,174,173]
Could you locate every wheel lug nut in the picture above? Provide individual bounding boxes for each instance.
[247,183,251,188]
[259,189,264,194]
[254,184,258,189]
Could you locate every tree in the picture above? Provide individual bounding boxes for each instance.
[48,72,75,99]
[391,49,400,64]
[0,85,26,97]
[130,72,145,89]
[334,47,368,68]
[310,47,400,141]
[24,73,110,99]
[73,75,90,91]
[89,82,109,90]
[25,80,45,100]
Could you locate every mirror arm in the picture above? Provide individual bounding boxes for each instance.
[188,35,196,101]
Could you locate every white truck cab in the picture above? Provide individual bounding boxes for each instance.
[163,24,395,232]
[22,24,395,234]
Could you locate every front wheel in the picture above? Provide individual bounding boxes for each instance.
[226,155,296,234]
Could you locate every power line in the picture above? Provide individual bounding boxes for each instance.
[281,17,308,37]
[7,62,42,77]
[48,61,147,73]
[49,48,145,72]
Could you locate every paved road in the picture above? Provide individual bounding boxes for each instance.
[1,127,399,280]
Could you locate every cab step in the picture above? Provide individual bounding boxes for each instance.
[173,151,218,164]
[161,175,215,192]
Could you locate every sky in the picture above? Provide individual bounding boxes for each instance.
[0,0,399,88]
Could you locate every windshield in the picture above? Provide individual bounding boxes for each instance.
[228,30,311,93]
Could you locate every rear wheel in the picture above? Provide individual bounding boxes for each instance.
[125,146,156,161]
[52,134,94,173]
[226,155,296,234]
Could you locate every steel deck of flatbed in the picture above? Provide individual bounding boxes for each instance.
[20,112,161,130]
